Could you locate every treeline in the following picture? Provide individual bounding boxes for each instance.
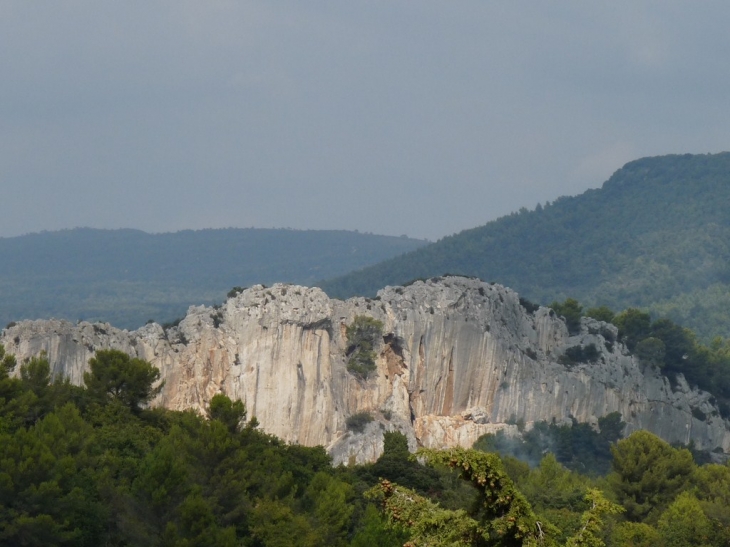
[1,346,729,546]
[550,298,730,418]
[319,153,730,342]
[0,228,426,330]
[0,346,400,546]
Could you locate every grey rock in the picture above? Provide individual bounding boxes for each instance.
[2,277,728,464]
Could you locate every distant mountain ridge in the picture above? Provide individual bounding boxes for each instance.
[0,227,427,329]
[319,153,730,340]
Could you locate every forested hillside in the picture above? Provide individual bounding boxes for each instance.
[0,228,426,330]
[320,153,730,341]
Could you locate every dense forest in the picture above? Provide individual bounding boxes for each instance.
[1,345,729,546]
[319,153,730,342]
[0,228,426,330]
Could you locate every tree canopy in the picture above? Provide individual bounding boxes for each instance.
[320,152,730,342]
[1,344,729,546]
[83,349,163,412]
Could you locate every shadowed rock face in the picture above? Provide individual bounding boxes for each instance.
[3,277,729,464]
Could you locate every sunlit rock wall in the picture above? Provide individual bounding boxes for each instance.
[3,277,728,464]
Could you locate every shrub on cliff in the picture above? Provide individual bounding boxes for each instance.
[558,343,600,366]
[346,411,373,433]
[550,298,584,335]
[345,315,384,379]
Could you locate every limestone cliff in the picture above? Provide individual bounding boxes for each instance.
[3,277,728,464]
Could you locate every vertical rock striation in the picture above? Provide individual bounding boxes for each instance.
[3,277,728,464]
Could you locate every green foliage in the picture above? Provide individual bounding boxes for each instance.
[0,403,102,546]
[657,491,714,547]
[519,297,540,314]
[0,342,730,547]
[367,479,481,546]
[416,448,550,546]
[350,504,409,547]
[3,344,730,546]
[516,454,590,515]
[0,228,427,330]
[584,306,615,323]
[613,309,651,351]
[368,448,630,547]
[564,489,624,547]
[382,430,410,460]
[604,312,730,418]
[19,354,51,396]
[559,344,600,366]
[84,349,163,412]
[355,431,444,496]
[611,521,661,547]
[207,394,247,434]
[551,298,584,335]
[345,412,373,433]
[474,414,624,476]
[321,152,730,342]
[634,337,665,367]
[303,472,354,546]
[597,412,624,444]
[345,316,384,380]
[608,430,695,522]
[226,286,245,298]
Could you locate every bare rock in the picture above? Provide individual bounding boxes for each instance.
[3,276,728,464]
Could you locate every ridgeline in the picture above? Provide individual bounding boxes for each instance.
[0,227,426,330]
[319,153,730,341]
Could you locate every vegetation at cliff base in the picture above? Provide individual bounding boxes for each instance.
[320,153,730,341]
[1,344,730,546]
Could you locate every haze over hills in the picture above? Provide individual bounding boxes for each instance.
[319,153,730,341]
[0,228,427,330]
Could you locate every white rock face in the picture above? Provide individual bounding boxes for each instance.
[3,277,729,464]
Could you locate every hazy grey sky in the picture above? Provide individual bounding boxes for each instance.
[2,2,729,241]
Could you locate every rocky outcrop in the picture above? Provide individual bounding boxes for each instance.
[3,277,729,464]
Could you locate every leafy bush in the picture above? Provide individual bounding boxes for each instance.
[211,310,225,328]
[346,316,384,380]
[585,306,615,323]
[559,343,600,365]
[162,317,183,330]
[691,407,707,421]
[227,286,245,298]
[519,297,540,314]
[614,308,652,351]
[635,337,666,368]
[550,298,583,335]
[346,412,373,433]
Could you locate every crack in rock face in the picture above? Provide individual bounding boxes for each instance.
[3,277,729,465]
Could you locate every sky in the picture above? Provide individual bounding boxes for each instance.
[2,2,730,242]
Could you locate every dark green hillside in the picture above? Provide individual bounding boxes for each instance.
[0,228,426,329]
[320,153,730,340]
